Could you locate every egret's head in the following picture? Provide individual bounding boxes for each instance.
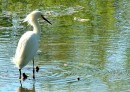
[23,10,51,25]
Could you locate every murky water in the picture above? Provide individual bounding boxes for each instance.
[0,0,130,92]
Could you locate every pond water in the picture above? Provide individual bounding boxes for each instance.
[0,0,130,92]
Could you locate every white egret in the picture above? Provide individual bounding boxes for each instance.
[13,10,51,79]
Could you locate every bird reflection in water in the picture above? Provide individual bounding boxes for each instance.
[18,80,35,92]
[17,84,35,92]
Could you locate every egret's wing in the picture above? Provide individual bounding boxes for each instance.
[14,31,38,68]
[15,32,32,58]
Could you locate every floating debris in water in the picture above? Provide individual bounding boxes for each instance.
[64,63,68,66]
[36,66,39,72]
[74,17,90,22]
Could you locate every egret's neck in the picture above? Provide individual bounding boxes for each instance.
[31,20,41,38]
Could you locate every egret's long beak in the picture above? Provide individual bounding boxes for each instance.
[41,15,52,25]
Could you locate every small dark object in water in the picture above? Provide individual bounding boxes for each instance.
[77,77,80,81]
[36,66,39,72]
[22,73,28,80]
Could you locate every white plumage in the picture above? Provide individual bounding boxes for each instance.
[14,31,38,69]
[13,10,51,79]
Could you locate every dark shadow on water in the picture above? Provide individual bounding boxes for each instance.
[18,80,35,92]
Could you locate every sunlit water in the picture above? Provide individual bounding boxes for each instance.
[0,0,130,92]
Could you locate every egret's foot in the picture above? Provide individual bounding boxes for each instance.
[77,77,80,81]
[36,66,39,72]
[22,73,28,81]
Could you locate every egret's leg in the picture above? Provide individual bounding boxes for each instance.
[19,69,21,79]
[33,58,35,79]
